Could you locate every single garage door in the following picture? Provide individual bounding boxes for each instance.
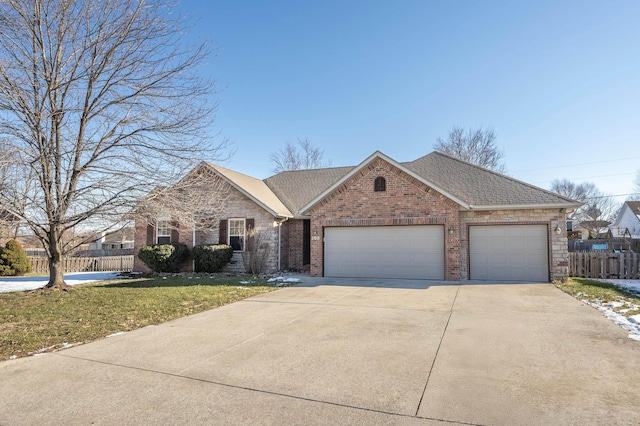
[469,225,549,282]
[324,225,444,280]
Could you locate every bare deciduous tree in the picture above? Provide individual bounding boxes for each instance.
[550,179,620,238]
[133,163,231,239]
[270,138,331,173]
[0,0,227,289]
[434,126,505,173]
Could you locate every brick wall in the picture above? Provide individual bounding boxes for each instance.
[459,209,569,281]
[285,219,305,271]
[133,177,281,274]
[306,157,570,282]
[308,158,461,280]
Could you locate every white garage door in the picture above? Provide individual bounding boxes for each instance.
[324,225,444,280]
[469,225,549,282]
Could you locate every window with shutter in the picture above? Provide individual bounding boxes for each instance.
[228,218,245,251]
[219,219,228,245]
[156,219,171,244]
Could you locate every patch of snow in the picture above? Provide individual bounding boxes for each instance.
[578,279,640,341]
[0,272,123,294]
[268,276,302,284]
[594,279,640,294]
[239,281,251,284]
[106,332,124,338]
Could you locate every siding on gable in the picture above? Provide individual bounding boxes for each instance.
[615,204,640,238]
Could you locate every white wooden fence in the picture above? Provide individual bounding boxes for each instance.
[569,252,640,280]
[29,256,134,274]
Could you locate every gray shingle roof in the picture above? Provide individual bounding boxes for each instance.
[404,152,579,208]
[264,166,354,216]
[207,164,294,218]
[208,152,580,218]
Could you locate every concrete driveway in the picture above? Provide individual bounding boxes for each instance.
[1,278,639,425]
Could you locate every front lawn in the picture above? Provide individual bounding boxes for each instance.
[0,276,277,360]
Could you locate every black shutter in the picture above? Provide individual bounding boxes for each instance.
[170,220,179,243]
[246,218,255,232]
[219,219,228,245]
[146,224,155,245]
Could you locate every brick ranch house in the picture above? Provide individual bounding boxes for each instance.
[134,151,581,282]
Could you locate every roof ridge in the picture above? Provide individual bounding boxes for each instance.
[266,165,355,180]
[428,151,581,205]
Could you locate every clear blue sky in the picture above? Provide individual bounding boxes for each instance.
[177,0,640,202]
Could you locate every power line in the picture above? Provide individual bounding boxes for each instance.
[584,193,640,200]
[513,156,640,173]
[532,171,637,185]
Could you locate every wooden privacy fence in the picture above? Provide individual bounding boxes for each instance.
[569,252,640,279]
[29,256,134,274]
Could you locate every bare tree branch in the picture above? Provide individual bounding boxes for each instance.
[0,0,228,288]
[434,126,505,173]
[270,138,331,173]
[550,179,620,238]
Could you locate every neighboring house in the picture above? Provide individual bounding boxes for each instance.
[612,201,640,238]
[573,220,612,240]
[89,228,135,251]
[134,151,581,282]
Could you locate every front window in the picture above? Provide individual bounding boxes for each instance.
[156,219,171,244]
[229,218,245,251]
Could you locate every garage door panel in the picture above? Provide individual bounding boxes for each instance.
[324,225,444,280]
[470,225,549,282]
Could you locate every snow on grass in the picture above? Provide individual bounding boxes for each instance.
[588,279,640,341]
[267,276,302,283]
[0,271,123,293]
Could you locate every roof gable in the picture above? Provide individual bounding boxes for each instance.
[203,163,293,218]
[614,201,640,226]
[299,151,470,215]
[626,201,640,219]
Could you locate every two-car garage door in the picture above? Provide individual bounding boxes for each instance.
[469,225,549,282]
[324,225,444,280]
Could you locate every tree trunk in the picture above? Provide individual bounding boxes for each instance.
[45,231,68,290]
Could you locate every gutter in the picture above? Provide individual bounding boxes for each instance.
[466,203,583,211]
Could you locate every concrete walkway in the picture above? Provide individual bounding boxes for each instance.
[1,278,639,425]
